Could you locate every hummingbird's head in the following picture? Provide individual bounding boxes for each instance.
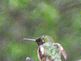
[36,35,54,46]
[36,37,44,46]
[23,35,54,46]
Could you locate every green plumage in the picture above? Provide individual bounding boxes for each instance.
[43,42,61,61]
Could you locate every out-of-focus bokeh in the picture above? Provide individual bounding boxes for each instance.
[0,0,81,61]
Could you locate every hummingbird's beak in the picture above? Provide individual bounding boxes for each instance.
[23,38,36,42]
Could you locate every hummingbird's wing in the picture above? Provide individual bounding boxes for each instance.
[55,43,67,60]
[37,46,46,61]
[37,47,42,61]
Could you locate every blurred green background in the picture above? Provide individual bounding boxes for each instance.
[0,0,81,61]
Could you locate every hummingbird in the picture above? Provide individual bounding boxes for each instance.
[24,35,67,61]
